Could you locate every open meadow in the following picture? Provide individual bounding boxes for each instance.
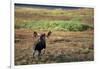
[15,5,94,65]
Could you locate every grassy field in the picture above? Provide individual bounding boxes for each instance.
[15,6,94,65]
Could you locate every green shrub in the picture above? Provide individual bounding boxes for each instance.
[15,20,93,31]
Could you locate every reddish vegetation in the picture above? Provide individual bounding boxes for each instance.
[15,30,94,65]
[15,8,94,65]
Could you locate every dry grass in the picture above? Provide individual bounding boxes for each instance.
[15,6,94,65]
[15,30,94,65]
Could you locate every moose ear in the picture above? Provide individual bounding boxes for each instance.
[47,31,52,38]
[33,31,38,37]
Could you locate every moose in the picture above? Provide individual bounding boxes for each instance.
[32,31,52,57]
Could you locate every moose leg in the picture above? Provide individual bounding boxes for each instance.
[38,50,41,57]
[38,50,42,59]
[42,49,45,54]
[33,50,36,57]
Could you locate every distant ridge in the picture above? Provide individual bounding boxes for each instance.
[15,3,82,10]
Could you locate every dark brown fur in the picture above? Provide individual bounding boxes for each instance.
[33,31,52,57]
